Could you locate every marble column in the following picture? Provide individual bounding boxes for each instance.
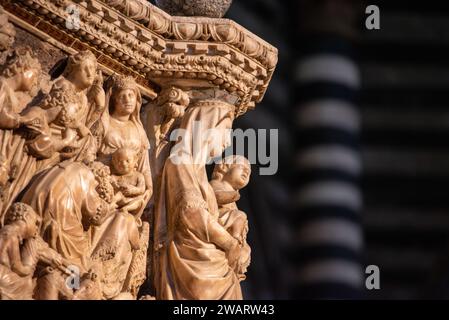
[291,0,364,299]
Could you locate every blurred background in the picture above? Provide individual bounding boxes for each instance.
[220,0,449,299]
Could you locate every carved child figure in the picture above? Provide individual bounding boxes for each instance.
[210,155,251,243]
[110,147,148,218]
[0,47,41,129]
[0,203,72,299]
[210,155,252,279]
[21,85,91,160]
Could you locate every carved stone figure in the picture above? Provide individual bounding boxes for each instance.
[0,48,41,223]
[0,50,102,222]
[153,99,246,300]
[146,86,189,188]
[0,62,151,301]
[111,147,149,217]
[22,84,91,161]
[18,160,114,298]
[0,48,40,129]
[0,203,72,300]
[23,50,101,166]
[0,0,278,300]
[94,75,152,218]
[210,155,252,280]
[89,75,152,299]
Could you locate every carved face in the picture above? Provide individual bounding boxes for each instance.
[113,89,137,118]
[25,213,41,238]
[226,163,251,190]
[17,68,38,92]
[73,59,96,90]
[112,150,137,175]
[208,116,233,159]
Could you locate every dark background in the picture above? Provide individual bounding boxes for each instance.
[222,0,449,299]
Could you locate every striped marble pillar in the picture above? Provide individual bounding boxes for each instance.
[291,0,363,299]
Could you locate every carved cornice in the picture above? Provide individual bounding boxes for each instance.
[102,0,278,71]
[2,0,278,116]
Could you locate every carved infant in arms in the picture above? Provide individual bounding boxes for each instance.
[110,147,148,218]
[210,155,252,279]
[21,85,90,160]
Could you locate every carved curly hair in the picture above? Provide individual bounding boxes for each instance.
[62,50,97,79]
[0,47,41,78]
[211,155,251,180]
[4,202,41,228]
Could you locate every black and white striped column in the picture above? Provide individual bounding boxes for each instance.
[290,36,363,298]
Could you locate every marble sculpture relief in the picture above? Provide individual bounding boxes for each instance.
[0,0,277,300]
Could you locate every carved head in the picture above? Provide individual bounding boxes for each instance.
[161,87,189,118]
[1,47,41,92]
[212,155,251,190]
[0,11,16,51]
[5,203,42,238]
[63,50,97,90]
[109,75,141,119]
[111,147,139,176]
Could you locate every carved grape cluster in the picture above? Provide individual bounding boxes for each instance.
[89,162,115,204]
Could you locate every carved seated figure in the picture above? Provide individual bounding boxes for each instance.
[0,47,41,130]
[210,155,252,279]
[110,147,148,218]
[21,84,91,160]
[0,203,72,300]
[0,50,101,222]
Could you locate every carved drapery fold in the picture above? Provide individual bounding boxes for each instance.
[0,0,277,300]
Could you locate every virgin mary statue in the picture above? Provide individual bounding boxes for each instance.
[153,99,248,300]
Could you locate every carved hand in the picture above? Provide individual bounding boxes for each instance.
[225,239,242,272]
[56,258,78,275]
[121,185,137,197]
[50,256,71,273]
[75,123,91,138]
